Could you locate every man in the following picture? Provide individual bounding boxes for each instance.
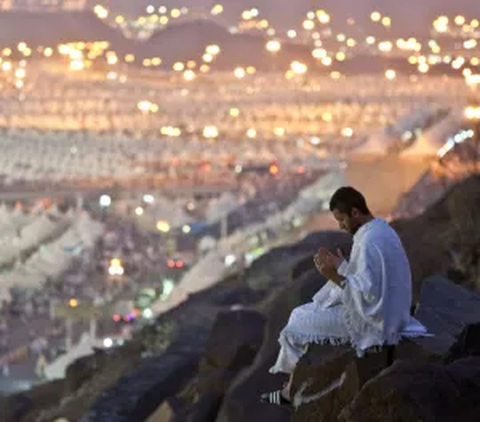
[261,187,428,407]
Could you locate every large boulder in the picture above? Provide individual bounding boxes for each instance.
[80,325,207,422]
[413,275,480,357]
[392,175,480,299]
[197,309,266,394]
[171,310,267,422]
[339,356,480,422]
[0,379,65,422]
[290,344,358,422]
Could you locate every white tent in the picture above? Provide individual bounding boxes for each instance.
[353,131,390,155]
[402,114,461,158]
[44,333,103,380]
[206,192,239,223]
[151,197,193,228]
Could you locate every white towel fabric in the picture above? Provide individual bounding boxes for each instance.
[270,218,429,375]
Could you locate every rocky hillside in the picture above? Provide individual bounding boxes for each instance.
[3,175,480,422]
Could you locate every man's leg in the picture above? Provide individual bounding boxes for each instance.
[270,331,309,376]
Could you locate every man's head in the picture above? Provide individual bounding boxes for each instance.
[329,187,372,235]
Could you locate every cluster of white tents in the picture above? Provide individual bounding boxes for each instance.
[150,169,346,316]
[0,209,103,302]
[0,205,70,269]
[0,129,324,185]
[354,112,465,158]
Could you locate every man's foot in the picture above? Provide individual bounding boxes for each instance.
[260,390,291,407]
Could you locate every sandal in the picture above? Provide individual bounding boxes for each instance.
[260,390,292,408]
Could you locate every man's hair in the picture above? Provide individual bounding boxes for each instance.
[329,187,370,215]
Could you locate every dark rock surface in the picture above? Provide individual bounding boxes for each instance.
[413,275,480,357]
[172,310,266,422]
[339,355,480,422]
[392,175,480,300]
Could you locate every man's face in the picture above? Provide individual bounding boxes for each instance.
[332,208,362,235]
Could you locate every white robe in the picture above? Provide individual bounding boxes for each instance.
[270,218,429,374]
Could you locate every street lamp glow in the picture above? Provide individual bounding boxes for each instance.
[229,108,240,117]
[234,67,246,79]
[135,207,144,216]
[203,54,213,63]
[143,194,155,204]
[99,194,111,207]
[378,41,393,52]
[312,48,327,59]
[302,20,315,30]
[385,69,396,80]
[371,11,381,22]
[318,13,330,24]
[156,220,171,233]
[173,62,185,72]
[290,61,307,75]
[203,125,219,138]
[455,15,466,26]
[342,127,354,137]
[206,45,220,55]
[266,40,281,53]
[465,106,480,120]
[211,4,224,15]
[321,57,333,66]
[182,225,191,234]
[183,70,196,81]
[418,63,430,73]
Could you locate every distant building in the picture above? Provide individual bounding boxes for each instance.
[0,0,86,11]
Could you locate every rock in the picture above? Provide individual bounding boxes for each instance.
[198,310,266,393]
[187,392,223,422]
[392,175,480,300]
[0,379,64,422]
[80,325,207,422]
[64,349,108,394]
[29,342,143,422]
[413,275,480,357]
[339,322,480,422]
[145,402,174,422]
[170,310,266,422]
[339,357,480,422]
[445,322,480,364]
[290,344,400,422]
[290,344,358,422]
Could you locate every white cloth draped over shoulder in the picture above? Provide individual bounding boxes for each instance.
[337,218,428,354]
[270,218,429,374]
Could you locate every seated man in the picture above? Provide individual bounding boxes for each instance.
[261,187,428,407]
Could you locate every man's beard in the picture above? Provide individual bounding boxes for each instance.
[349,220,362,235]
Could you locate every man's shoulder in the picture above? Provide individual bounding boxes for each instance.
[363,220,399,243]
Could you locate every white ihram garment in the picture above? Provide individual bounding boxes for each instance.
[270,218,429,375]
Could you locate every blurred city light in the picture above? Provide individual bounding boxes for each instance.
[156,220,171,233]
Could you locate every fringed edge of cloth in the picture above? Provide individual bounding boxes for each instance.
[280,328,351,348]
